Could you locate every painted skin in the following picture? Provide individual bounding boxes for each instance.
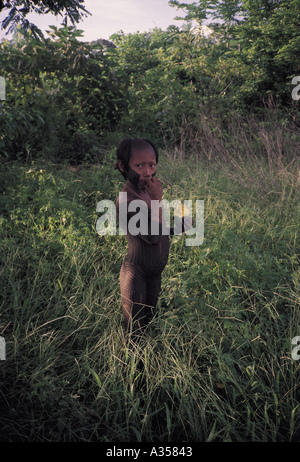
[116,144,193,337]
[116,146,167,336]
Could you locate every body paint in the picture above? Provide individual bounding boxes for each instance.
[126,167,156,187]
[126,166,140,187]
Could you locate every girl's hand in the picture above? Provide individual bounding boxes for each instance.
[146,177,163,201]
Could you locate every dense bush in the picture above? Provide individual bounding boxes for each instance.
[2,0,300,163]
[0,26,127,163]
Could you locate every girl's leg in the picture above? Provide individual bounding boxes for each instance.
[143,275,161,326]
[120,263,148,335]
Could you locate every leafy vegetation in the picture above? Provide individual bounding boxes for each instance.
[1,141,300,441]
[1,1,300,163]
[0,0,90,38]
[0,26,125,163]
[1,0,300,443]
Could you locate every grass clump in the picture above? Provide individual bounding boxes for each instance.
[0,142,300,441]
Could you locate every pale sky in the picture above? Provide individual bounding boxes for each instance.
[0,0,195,42]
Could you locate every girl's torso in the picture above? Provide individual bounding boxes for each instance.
[116,186,170,278]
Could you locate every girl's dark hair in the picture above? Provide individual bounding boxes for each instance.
[115,138,159,178]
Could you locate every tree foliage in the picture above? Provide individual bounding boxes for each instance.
[0,26,126,162]
[0,0,90,37]
[169,0,300,106]
[1,1,300,162]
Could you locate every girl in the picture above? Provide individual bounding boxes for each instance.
[116,138,170,338]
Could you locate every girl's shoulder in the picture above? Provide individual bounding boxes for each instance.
[117,185,141,202]
[117,184,152,209]
[116,185,132,208]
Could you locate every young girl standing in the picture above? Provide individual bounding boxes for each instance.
[116,138,170,338]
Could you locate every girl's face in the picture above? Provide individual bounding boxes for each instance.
[127,147,157,189]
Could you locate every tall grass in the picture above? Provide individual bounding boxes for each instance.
[0,125,300,441]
